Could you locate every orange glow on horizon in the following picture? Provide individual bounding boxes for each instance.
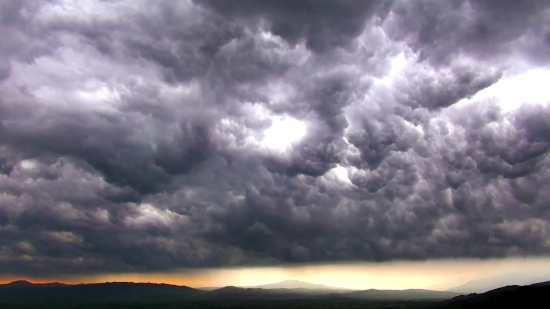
[2,257,549,290]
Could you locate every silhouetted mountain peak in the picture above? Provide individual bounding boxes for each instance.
[7,280,33,286]
[210,286,257,295]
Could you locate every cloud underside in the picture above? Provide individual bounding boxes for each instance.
[0,0,550,276]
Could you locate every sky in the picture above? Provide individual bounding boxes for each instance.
[0,0,550,290]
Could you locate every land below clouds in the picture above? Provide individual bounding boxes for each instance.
[1,278,549,309]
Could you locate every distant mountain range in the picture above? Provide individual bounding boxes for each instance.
[1,279,549,308]
[1,280,69,288]
[0,279,457,301]
[247,279,348,290]
[0,281,200,304]
[198,279,349,291]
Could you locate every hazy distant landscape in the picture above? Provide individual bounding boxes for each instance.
[1,278,549,309]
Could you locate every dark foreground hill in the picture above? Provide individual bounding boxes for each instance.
[433,280,550,309]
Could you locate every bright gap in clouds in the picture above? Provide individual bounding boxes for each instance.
[330,164,353,184]
[468,68,550,112]
[262,117,307,151]
[378,52,408,85]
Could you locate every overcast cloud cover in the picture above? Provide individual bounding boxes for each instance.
[1,0,550,277]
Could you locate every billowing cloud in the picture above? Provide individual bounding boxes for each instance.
[0,0,549,277]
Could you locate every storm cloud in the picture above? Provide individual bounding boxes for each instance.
[0,0,549,277]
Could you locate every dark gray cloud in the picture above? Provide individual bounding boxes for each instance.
[194,0,390,53]
[0,0,549,277]
[393,63,503,110]
[385,0,550,65]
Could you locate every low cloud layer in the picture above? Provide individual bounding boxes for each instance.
[0,0,549,277]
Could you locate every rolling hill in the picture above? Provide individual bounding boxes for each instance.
[0,281,201,303]
[436,280,550,309]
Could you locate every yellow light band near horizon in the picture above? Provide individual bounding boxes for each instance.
[2,257,549,290]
